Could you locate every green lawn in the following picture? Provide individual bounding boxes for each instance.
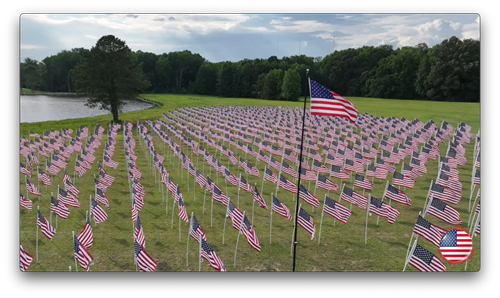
[19,94,480,271]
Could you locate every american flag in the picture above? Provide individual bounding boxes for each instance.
[408,244,446,272]
[258,150,270,164]
[240,214,261,252]
[178,197,189,224]
[25,177,41,197]
[278,173,297,193]
[51,154,67,168]
[91,197,108,224]
[51,196,70,219]
[99,168,115,186]
[392,171,415,189]
[402,163,419,180]
[252,185,268,210]
[134,241,157,272]
[368,197,400,224]
[94,177,108,193]
[74,161,86,177]
[271,194,292,220]
[436,172,462,193]
[63,170,71,184]
[429,182,461,205]
[135,215,146,248]
[189,214,207,242]
[299,167,316,181]
[20,162,31,177]
[37,210,56,239]
[224,168,239,187]
[280,160,298,178]
[132,187,144,211]
[264,167,278,184]
[354,174,374,191]
[77,214,93,249]
[384,184,411,206]
[212,186,229,206]
[57,187,80,208]
[297,207,315,240]
[37,168,51,186]
[312,160,330,174]
[323,196,351,224]
[200,239,226,271]
[298,184,319,208]
[412,215,446,247]
[330,165,350,180]
[344,159,364,174]
[410,158,427,174]
[426,198,462,225]
[227,201,244,230]
[74,236,93,271]
[473,170,480,185]
[29,131,40,138]
[205,176,215,194]
[173,186,182,203]
[95,188,110,209]
[309,78,358,123]
[167,176,177,195]
[340,185,367,209]
[239,175,252,192]
[246,162,260,178]
[19,245,33,272]
[195,170,207,189]
[365,165,377,178]
[439,163,459,180]
[316,174,338,191]
[268,156,281,171]
[65,179,79,197]
[103,154,119,169]
[20,192,32,211]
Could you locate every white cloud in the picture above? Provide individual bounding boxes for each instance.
[462,17,480,40]
[20,44,46,50]
[272,20,337,33]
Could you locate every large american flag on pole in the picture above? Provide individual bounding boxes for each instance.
[309,78,358,123]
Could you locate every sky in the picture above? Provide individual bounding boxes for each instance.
[20,13,480,63]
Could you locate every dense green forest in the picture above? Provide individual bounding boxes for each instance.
[20,36,479,102]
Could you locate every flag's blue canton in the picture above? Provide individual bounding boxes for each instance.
[370,197,383,208]
[310,80,335,99]
[272,195,281,206]
[136,215,141,228]
[413,244,433,265]
[299,208,311,221]
[134,240,142,255]
[74,237,81,253]
[37,210,45,224]
[439,229,457,247]
[325,197,336,208]
[91,198,98,208]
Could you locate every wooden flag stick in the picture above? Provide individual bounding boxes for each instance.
[36,205,39,262]
[222,197,230,244]
[270,193,273,244]
[203,186,207,215]
[290,204,301,255]
[403,239,418,272]
[317,194,326,244]
[186,212,193,266]
[364,194,371,245]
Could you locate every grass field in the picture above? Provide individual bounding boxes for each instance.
[19,94,480,272]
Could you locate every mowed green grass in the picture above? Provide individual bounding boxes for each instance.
[19,94,480,271]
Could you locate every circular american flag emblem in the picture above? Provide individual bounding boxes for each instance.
[438,227,474,264]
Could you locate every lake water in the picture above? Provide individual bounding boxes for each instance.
[20,95,155,123]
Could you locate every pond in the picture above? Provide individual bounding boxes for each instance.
[20,95,155,123]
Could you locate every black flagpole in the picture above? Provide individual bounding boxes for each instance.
[292,69,309,271]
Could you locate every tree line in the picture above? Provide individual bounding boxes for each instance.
[20,36,479,102]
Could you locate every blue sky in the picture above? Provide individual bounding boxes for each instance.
[20,13,480,63]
